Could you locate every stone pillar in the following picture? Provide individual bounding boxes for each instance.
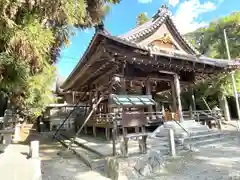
[218,93,231,121]
[191,88,196,112]
[13,123,21,142]
[189,105,193,120]
[168,128,176,157]
[3,133,12,145]
[30,140,39,158]
[173,74,184,122]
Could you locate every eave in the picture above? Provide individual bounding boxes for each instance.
[61,31,240,93]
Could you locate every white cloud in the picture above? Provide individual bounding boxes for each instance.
[173,0,217,34]
[138,0,152,4]
[83,29,90,33]
[169,0,180,7]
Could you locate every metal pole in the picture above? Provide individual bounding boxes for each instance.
[224,29,240,130]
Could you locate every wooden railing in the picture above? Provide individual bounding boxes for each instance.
[89,111,164,125]
[90,113,114,124]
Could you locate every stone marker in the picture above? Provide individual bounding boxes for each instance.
[30,141,39,158]
[168,128,176,156]
[13,123,21,142]
[3,133,12,145]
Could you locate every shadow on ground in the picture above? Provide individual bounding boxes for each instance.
[18,125,109,180]
[17,124,240,180]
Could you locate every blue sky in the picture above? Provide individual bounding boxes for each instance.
[57,0,240,79]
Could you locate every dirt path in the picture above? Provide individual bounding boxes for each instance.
[24,131,109,180]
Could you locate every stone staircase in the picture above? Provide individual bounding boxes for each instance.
[152,120,229,154]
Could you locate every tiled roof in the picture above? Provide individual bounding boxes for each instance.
[103,32,240,68]
[119,5,200,55]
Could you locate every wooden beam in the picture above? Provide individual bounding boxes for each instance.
[64,44,104,90]
[105,43,220,73]
[91,66,118,86]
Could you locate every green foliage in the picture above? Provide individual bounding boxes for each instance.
[0,0,120,120]
[186,12,240,59]
[184,12,240,109]
[136,12,149,26]
[0,53,30,93]
[22,65,56,118]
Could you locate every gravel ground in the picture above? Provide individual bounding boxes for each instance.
[32,124,240,180]
[34,132,109,180]
[148,132,240,180]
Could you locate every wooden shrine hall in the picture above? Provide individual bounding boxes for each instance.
[61,5,240,142]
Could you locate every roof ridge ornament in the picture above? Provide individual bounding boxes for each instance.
[161,4,168,10]
[95,21,105,32]
[152,4,169,20]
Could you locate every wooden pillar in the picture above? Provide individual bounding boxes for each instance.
[72,91,75,104]
[85,91,93,134]
[145,78,153,113]
[170,81,177,112]
[173,74,184,122]
[92,89,100,137]
[162,103,165,115]
[120,76,126,94]
[109,76,117,156]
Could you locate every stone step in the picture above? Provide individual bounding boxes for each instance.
[185,136,226,146]
[148,137,187,155]
[183,132,225,142]
[188,129,213,136]
[190,135,236,148]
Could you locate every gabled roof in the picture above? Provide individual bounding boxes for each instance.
[61,5,240,91]
[119,5,199,55]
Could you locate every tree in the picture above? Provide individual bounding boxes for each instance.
[136,12,149,26]
[0,0,120,119]
[186,12,240,59]
[185,12,240,109]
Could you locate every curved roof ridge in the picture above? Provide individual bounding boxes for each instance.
[119,6,170,40]
[119,5,201,55]
[166,14,200,55]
